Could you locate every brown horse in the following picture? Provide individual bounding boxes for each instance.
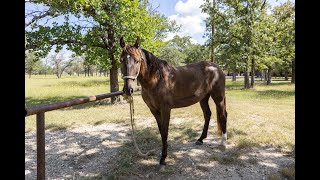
[120,37,228,167]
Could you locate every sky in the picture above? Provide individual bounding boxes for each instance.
[149,0,294,44]
[26,0,294,59]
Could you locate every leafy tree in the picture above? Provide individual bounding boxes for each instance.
[202,0,270,88]
[35,61,50,75]
[184,44,210,64]
[25,49,41,78]
[272,1,295,83]
[69,55,85,76]
[26,0,177,103]
[169,35,192,52]
[215,43,245,81]
[158,35,192,66]
[201,0,218,62]
[158,45,186,66]
[254,2,294,85]
[49,52,74,78]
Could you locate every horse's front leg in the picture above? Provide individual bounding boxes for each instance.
[159,105,171,166]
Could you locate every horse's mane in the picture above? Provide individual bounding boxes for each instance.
[141,48,170,75]
[123,45,170,79]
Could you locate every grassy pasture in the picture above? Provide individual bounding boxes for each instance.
[25,75,294,154]
[25,75,294,179]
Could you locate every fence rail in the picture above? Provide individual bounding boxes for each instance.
[25,90,130,180]
[25,91,124,116]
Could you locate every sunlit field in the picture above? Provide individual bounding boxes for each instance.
[25,75,294,153]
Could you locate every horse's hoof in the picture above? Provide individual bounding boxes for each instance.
[158,165,166,172]
[195,140,203,145]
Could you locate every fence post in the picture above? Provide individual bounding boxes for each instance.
[36,112,45,180]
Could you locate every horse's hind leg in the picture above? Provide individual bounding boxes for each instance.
[196,94,211,145]
[212,94,227,146]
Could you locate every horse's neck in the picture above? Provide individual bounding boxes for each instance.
[138,49,167,89]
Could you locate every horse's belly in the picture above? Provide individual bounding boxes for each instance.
[172,94,205,108]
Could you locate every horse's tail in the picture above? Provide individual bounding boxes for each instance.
[216,96,227,136]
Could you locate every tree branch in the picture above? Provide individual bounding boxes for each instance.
[27,38,105,50]
[54,39,105,48]
[59,58,75,77]
[261,0,267,11]
[100,35,109,48]
[25,0,38,3]
[25,9,61,27]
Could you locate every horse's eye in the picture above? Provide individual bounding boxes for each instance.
[134,60,139,64]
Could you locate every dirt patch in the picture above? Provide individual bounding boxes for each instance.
[25,123,131,179]
[25,120,294,179]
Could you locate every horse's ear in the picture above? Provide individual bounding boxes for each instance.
[134,36,141,48]
[120,37,125,48]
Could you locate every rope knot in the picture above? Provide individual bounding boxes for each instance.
[123,94,133,103]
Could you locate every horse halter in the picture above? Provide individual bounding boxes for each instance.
[122,51,142,81]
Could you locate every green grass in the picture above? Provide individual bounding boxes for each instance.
[26,75,294,179]
[26,75,294,153]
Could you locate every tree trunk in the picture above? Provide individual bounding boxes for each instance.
[210,24,214,63]
[56,70,60,78]
[110,56,120,103]
[244,72,250,89]
[90,66,93,76]
[244,59,250,89]
[210,0,216,63]
[264,70,267,81]
[291,58,295,83]
[87,66,91,76]
[267,67,272,85]
[260,71,263,81]
[232,70,236,81]
[284,71,288,81]
[250,56,255,88]
[102,24,120,104]
[244,63,250,89]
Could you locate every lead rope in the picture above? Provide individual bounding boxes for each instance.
[124,95,156,157]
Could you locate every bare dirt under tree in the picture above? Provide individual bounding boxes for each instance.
[25,118,294,180]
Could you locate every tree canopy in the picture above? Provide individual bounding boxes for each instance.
[201,0,295,87]
[26,0,178,103]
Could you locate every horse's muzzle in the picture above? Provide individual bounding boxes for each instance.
[123,87,134,95]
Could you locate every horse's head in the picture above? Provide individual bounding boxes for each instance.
[120,37,143,95]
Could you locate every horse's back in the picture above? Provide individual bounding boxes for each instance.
[174,61,224,82]
[166,61,225,108]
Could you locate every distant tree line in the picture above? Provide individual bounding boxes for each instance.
[201,0,295,88]
[25,50,111,78]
